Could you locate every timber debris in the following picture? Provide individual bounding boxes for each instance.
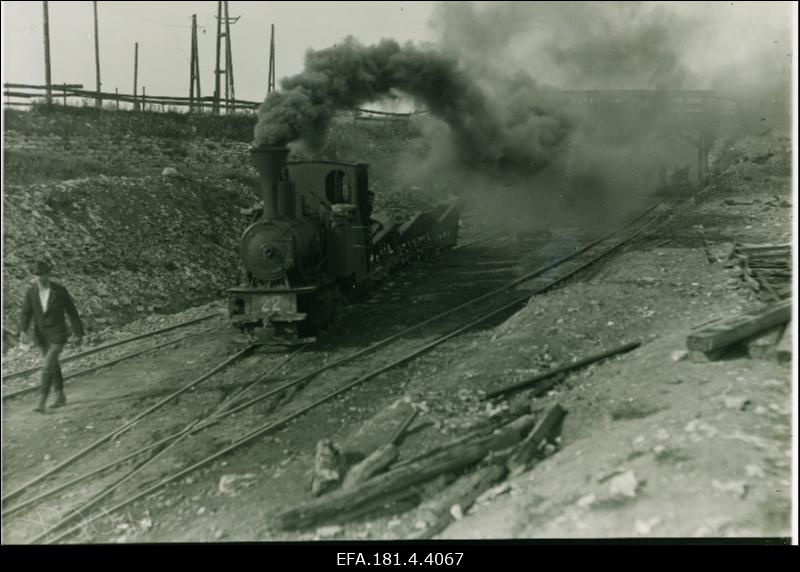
[724,243,791,301]
[276,404,567,533]
[686,299,792,363]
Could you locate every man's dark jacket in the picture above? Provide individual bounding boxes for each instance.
[18,282,84,346]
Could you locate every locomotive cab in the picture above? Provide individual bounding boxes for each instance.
[287,160,372,289]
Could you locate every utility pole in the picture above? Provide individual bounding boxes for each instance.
[189,14,201,112]
[268,23,275,94]
[42,1,52,106]
[93,0,101,108]
[223,1,236,113]
[212,1,239,115]
[133,42,139,111]
[212,2,222,115]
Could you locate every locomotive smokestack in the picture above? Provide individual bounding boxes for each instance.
[250,145,290,219]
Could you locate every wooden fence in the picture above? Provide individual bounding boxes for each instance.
[5,83,786,129]
[2,83,428,120]
[3,82,259,114]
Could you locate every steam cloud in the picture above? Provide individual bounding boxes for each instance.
[423,0,791,223]
[253,38,571,173]
[254,1,790,226]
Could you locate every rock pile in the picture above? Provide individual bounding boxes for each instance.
[3,175,253,335]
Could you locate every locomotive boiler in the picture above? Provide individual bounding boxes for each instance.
[229,145,462,342]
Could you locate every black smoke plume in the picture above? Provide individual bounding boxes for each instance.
[253,37,570,173]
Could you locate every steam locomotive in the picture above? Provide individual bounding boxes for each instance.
[228,146,463,342]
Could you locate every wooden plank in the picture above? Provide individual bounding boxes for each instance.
[689,348,730,363]
[340,409,416,489]
[310,440,342,497]
[507,404,567,477]
[341,444,399,490]
[747,325,785,360]
[275,414,537,530]
[341,402,414,459]
[752,270,782,302]
[3,82,83,89]
[2,91,44,99]
[411,464,507,539]
[390,402,535,473]
[687,300,791,352]
[735,251,791,259]
[735,243,790,252]
[388,409,418,445]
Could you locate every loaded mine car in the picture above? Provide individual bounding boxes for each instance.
[229,146,463,342]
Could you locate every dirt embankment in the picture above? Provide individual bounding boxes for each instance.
[2,108,432,344]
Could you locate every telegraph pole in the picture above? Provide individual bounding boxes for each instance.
[93,0,101,108]
[42,1,52,106]
[212,1,239,115]
[189,14,201,112]
[223,1,236,113]
[268,23,275,94]
[133,42,139,111]
[212,2,222,115]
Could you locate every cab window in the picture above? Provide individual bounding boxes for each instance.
[325,170,350,203]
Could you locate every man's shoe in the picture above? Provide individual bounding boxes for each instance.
[52,394,67,408]
[33,406,46,413]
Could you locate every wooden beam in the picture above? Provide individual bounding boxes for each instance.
[3,83,83,89]
[735,243,790,252]
[507,404,567,477]
[310,440,342,497]
[390,402,535,473]
[687,300,792,352]
[341,444,399,490]
[274,414,537,530]
[411,464,507,539]
[747,325,786,361]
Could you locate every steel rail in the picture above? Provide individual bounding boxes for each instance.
[26,347,305,543]
[2,326,220,401]
[1,348,303,519]
[8,199,670,530]
[155,201,669,428]
[3,312,219,382]
[1,345,255,505]
[38,199,676,543]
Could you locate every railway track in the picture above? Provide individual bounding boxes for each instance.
[2,197,682,543]
[3,312,219,381]
[2,326,223,401]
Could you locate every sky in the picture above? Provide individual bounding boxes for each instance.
[1,2,795,103]
[2,1,438,103]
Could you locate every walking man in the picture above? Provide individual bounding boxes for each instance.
[18,261,84,412]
